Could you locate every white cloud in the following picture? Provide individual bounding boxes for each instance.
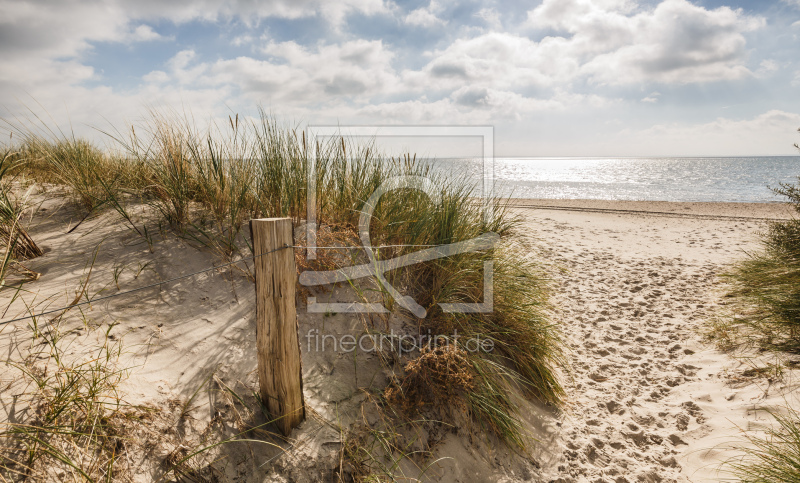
[450,87,569,118]
[0,2,127,61]
[402,33,580,92]
[474,8,502,30]
[166,50,210,85]
[405,8,445,27]
[404,1,446,28]
[359,88,615,122]
[143,70,169,83]
[400,0,763,97]
[128,24,168,42]
[756,59,780,77]
[613,110,800,155]
[0,0,392,100]
[156,40,400,105]
[0,0,793,157]
[358,98,460,122]
[526,0,638,37]
[121,0,390,27]
[231,35,254,46]
[641,91,660,103]
[526,0,764,85]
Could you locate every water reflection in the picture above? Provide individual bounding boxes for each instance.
[425,157,800,202]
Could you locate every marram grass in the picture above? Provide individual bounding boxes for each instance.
[720,177,800,352]
[0,149,42,286]
[2,107,565,461]
[727,405,800,483]
[716,175,800,483]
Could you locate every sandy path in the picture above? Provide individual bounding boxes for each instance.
[518,200,797,483]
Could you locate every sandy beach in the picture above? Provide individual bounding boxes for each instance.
[5,0,799,480]
[1,195,797,481]
[518,199,797,482]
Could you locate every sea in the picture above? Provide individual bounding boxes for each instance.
[428,156,800,203]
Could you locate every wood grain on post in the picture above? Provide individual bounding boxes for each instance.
[249,218,305,436]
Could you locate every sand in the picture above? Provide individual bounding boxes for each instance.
[1,193,798,481]
[518,199,799,483]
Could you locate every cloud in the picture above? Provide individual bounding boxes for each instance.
[449,86,567,117]
[641,91,660,103]
[128,24,169,42]
[357,98,460,122]
[526,0,638,37]
[614,110,800,155]
[165,50,211,85]
[0,0,793,157]
[155,40,399,106]
[143,70,169,83]
[526,0,764,85]
[474,8,502,30]
[231,35,254,47]
[359,88,615,123]
[398,0,763,98]
[0,0,392,96]
[405,8,445,27]
[403,33,580,92]
[0,2,126,63]
[120,0,389,27]
[755,59,780,77]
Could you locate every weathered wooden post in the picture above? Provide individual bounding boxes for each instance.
[249,217,305,435]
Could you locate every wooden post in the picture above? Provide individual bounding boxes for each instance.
[250,217,305,435]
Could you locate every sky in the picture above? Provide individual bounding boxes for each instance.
[1,0,800,157]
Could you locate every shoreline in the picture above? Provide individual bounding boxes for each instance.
[506,198,796,220]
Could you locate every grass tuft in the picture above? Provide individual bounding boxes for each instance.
[727,404,800,483]
[0,321,147,481]
[716,176,800,352]
[0,149,42,287]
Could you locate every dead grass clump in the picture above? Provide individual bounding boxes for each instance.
[0,150,42,287]
[384,343,528,448]
[386,345,474,412]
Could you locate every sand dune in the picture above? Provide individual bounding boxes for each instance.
[1,196,797,481]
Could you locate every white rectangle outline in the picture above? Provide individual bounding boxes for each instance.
[305,125,494,259]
